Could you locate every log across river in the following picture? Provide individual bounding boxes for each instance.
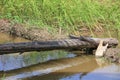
[0,36,118,55]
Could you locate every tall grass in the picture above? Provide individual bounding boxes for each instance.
[0,0,120,33]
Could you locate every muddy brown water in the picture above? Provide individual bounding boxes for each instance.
[25,59,120,80]
[0,31,120,80]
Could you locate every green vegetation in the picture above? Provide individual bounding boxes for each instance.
[0,74,6,80]
[0,0,120,33]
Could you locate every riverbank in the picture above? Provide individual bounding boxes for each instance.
[0,19,54,41]
[104,48,120,63]
[0,19,119,40]
[0,19,120,64]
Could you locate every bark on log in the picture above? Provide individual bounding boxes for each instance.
[69,35,118,47]
[0,37,118,55]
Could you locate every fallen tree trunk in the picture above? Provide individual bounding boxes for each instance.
[0,37,118,55]
[69,35,118,47]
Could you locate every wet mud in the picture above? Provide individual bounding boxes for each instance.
[104,48,120,63]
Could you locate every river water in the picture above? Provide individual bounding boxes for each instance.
[0,31,120,80]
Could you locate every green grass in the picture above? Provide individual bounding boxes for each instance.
[1,74,6,80]
[0,0,120,33]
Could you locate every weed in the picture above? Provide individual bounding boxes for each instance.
[0,0,120,33]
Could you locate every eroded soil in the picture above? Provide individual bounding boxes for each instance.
[104,48,120,63]
[0,19,66,41]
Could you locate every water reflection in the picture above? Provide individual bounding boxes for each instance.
[23,61,120,80]
[0,32,29,43]
[0,51,76,71]
[0,56,92,80]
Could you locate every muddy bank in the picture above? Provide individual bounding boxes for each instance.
[104,48,120,63]
[0,19,118,41]
[0,19,66,41]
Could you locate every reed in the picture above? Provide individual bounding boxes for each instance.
[0,0,120,33]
